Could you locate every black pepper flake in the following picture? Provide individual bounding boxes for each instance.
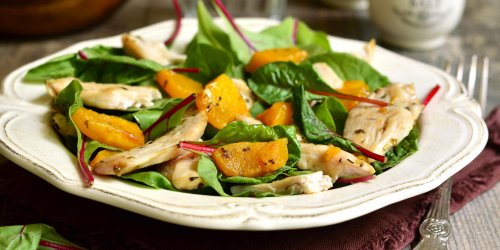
[218,96,222,101]
[354,129,365,134]
[189,177,199,181]
[121,87,128,90]
[268,159,275,164]
[221,147,229,158]
[242,147,250,152]
[339,158,343,163]
[84,120,89,128]
[347,159,354,164]
[163,80,168,87]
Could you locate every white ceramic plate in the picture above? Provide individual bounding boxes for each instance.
[0,18,488,230]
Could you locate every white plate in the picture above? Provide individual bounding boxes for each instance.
[0,18,488,230]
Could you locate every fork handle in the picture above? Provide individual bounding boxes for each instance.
[413,218,451,250]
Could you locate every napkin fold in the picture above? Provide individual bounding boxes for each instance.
[0,108,499,250]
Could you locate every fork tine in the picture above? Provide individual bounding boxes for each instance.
[444,61,452,74]
[467,55,478,98]
[479,57,489,115]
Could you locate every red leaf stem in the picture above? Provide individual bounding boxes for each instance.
[143,93,196,137]
[78,135,94,187]
[172,67,200,73]
[165,0,182,46]
[39,240,83,250]
[77,50,88,60]
[178,141,215,153]
[422,84,440,106]
[292,18,299,45]
[309,90,389,106]
[337,175,375,183]
[212,0,257,52]
[354,144,386,162]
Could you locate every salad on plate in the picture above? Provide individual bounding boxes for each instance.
[23,0,438,197]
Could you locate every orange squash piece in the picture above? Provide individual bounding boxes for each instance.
[72,107,144,150]
[212,138,289,177]
[256,101,293,126]
[196,74,249,129]
[245,47,308,73]
[337,80,370,110]
[156,69,203,99]
[89,149,118,169]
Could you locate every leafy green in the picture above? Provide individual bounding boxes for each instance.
[197,155,229,196]
[183,39,237,84]
[121,171,176,190]
[0,224,82,250]
[220,166,293,185]
[53,80,84,154]
[24,45,162,84]
[83,140,120,163]
[313,97,348,134]
[24,54,77,82]
[307,52,390,91]
[292,85,357,152]
[248,61,334,104]
[130,98,191,141]
[372,128,419,174]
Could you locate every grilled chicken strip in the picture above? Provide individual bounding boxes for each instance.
[93,109,208,176]
[230,171,333,195]
[343,84,423,156]
[46,77,162,110]
[232,78,255,110]
[298,143,375,181]
[122,34,186,66]
[157,151,203,190]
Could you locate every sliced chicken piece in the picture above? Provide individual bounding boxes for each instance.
[364,39,376,63]
[298,143,375,181]
[93,109,207,176]
[230,171,332,196]
[344,84,423,156]
[157,151,203,190]
[313,62,343,89]
[46,77,162,111]
[232,78,255,110]
[122,34,186,66]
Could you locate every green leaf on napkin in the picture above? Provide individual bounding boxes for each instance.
[0,224,83,250]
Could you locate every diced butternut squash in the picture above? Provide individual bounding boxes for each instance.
[212,138,288,177]
[196,74,249,129]
[89,149,118,169]
[256,101,293,126]
[72,107,144,150]
[337,80,369,110]
[156,69,203,99]
[245,47,308,73]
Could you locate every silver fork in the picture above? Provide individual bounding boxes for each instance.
[413,55,490,250]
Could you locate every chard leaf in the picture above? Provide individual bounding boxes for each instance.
[313,97,348,134]
[24,45,162,84]
[83,140,120,163]
[0,224,82,250]
[220,165,293,184]
[307,52,390,91]
[248,62,334,104]
[292,85,357,152]
[24,54,77,82]
[372,128,419,174]
[131,98,190,141]
[121,171,176,190]
[197,155,229,196]
[183,38,236,84]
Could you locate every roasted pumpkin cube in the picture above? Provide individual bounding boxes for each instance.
[156,69,203,99]
[245,47,308,73]
[212,138,288,177]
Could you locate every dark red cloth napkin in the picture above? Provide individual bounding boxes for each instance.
[1,108,499,250]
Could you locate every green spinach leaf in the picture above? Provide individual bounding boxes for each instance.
[197,155,229,196]
[121,171,176,190]
[372,128,419,174]
[313,97,348,134]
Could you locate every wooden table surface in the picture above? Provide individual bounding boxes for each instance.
[0,0,498,249]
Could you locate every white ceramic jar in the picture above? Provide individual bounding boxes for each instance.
[369,0,465,50]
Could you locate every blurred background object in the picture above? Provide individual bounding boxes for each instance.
[369,0,466,50]
[182,0,288,20]
[0,0,125,37]
[320,0,368,10]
